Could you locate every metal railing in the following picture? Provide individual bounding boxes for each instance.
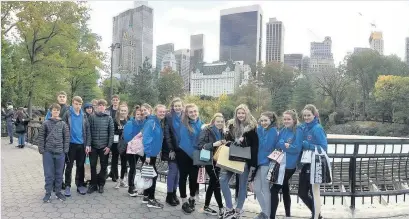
[20,122,409,209]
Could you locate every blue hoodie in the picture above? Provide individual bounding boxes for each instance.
[123,117,145,143]
[276,126,303,169]
[143,115,164,158]
[257,125,278,166]
[300,117,328,152]
[69,106,84,144]
[171,111,183,145]
[179,118,203,158]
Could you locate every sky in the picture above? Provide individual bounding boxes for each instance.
[88,1,409,70]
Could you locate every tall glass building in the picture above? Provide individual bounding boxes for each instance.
[219,5,263,65]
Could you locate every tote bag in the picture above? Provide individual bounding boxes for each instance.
[229,141,251,162]
[141,164,157,179]
[193,149,213,166]
[268,149,284,164]
[310,146,332,185]
[197,167,206,184]
[216,145,245,174]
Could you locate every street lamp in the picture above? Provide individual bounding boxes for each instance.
[109,43,121,100]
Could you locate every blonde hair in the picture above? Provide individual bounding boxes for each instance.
[183,104,199,134]
[259,111,278,128]
[169,97,184,112]
[210,113,225,128]
[115,102,129,125]
[154,104,167,114]
[141,103,153,114]
[283,109,299,131]
[302,104,320,123]
[72,96,83,104]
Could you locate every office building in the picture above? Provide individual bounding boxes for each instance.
[219,5,263,65]
[112,2,153,80]
[266,18,284,63]
[156,43,174,72]
[353,47,371,54]
[175,49,191,91]
[161,53,177,72]
[284,54,303,71]
[405,37,409,65]
[369,31,384,55]
[190,34,204,71]
[309,36,335,75]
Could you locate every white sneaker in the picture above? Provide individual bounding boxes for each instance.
[114,181,121,189]
[120,180,128,188]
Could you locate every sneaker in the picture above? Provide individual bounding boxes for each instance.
[142,197,149,204]
[218,208,224,219]
[189,198,196,211]
[203,206,218,216]
[173,191,180,205]
[76,186,86,195]
[43,193,51,203]
[254,212,267,219]
[166,193,178,206]
[222,209,236,219]
[98,185,104,193]
[114,181,121,189]
[64,186,71,197]
[310,215,323,219]
[231,210,242,219]
[120,179,128,188]
[135,191,144,197]
[147,199,164,209]
[87,185,98,194]
[55,192,66,201]
[182,202,194,214]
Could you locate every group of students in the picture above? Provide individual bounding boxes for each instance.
[39,90,327,219]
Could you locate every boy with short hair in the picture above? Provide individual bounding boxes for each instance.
[45,91,69,120]
[87,99,114,194]
[38,103,70,203]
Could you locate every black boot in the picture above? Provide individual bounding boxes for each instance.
[173,190,180,205]
[166,192,178,206]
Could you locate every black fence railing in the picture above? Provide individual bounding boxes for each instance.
[15,122,409,209]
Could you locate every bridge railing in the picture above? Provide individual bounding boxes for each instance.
[24,122,409,209]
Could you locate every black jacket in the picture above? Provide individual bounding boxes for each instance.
[162,113,178,161]
[198,125,225,163]
[225,123,259,169]
[88,112,114,149]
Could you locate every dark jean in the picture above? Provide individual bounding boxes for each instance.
[128,154,144,188]
[7,122,13,143]
[205,164,223,208]
[176,150,199,199]
[298,164,318,218]
[167,161,179,193]
[111,143,127,180]
[89,147,108,186]
[64,143,86,187]
[43,152,65,194]
[18,133,25,145]
[143,156,158,199]
[270,168,296,218]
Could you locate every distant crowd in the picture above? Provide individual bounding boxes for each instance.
[3,90,328,219]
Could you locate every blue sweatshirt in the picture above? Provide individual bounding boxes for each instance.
[300,117,328,152]
[123,118,145,143]
[171,111,182,145]
[257,125,278,166]
[179,118,203,158]
[69,107,84,144]
[143,115,164,158]
[276,126,303,169]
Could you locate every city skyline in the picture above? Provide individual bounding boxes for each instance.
[88,1,409,73]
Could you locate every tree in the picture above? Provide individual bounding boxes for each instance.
[232,82,272,118]
[129,57,158,106]
[291,77,316,112]
[157,71,184,104]
[314,67,350,110]
[101,78,120,100]
[13,2,91,116]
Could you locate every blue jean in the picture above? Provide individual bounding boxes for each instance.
[18,133,25,145]
[43,152,65,194]
[7,122,13,143]
[220,164,250,210]
[167,161,179,193]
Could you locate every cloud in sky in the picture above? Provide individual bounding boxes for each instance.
[88,1,409,67]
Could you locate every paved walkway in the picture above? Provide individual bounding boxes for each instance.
[1,137,409,219]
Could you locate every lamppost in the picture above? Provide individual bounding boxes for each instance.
[109,43,121,100]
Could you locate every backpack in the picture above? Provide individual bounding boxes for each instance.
[126,122,156,156]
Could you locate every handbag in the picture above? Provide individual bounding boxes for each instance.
[216,145,245,174]
[197,167,206,184]
[266,161,280,183]
[229,141,251,162]
[126,132,144,156]
[193,149,212,166]
[135,169,153,190]
[213,146,222,161]
[310,146,332,185]
[300,150,313,164]
[200,149,211,161]
[268,149,284,164]
[141,164,157,179]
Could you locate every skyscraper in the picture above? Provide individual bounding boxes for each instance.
[175,49,191,92]
[266,18,284,63]
[369,31,384,55]
[161,53,177,72]
[284,54,303,70]
[190,34,204,71]
[219,5,263,65]
[309,36,335,75]
[405,37,409,65]
[156,43,174,71]
[112,2,153,80]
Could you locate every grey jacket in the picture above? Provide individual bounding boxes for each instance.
[62,108,91,147]
[89,111,114,149]
[38,118,70,154]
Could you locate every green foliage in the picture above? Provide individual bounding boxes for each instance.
[157,71,184,104]
[129,57,158,106]
[291,77,316,112]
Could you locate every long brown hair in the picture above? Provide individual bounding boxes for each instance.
[259,111,278,128]
[283,109,299,132]
[302,104,320,123]
[182,104,199,134]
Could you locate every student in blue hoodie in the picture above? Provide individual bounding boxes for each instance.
[254,111,279,219]
[123,105,146,197]
[162,98,184,206]
[270,109,302,219]
[142,104,166,209]
[298,104,327,219]
[62,96,91,196]
[177,103,203,214]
